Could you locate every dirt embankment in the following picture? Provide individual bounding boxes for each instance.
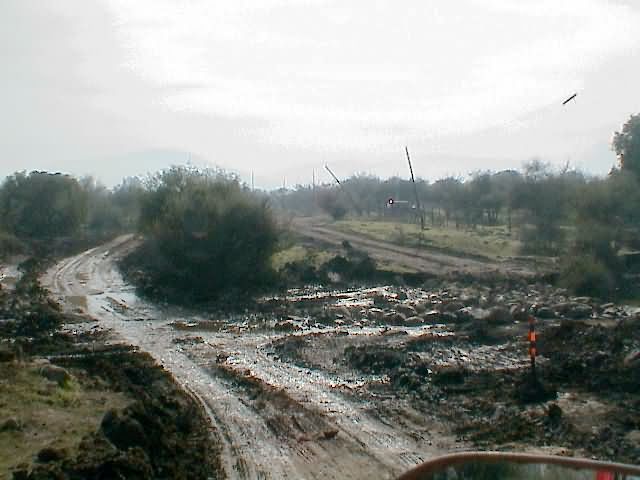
[3,335,223,480]
[1,261,223,480]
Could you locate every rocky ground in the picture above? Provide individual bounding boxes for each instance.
[264,282,640,465]
[13,235,640,478]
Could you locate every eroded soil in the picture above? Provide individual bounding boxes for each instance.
[41,236,640,479]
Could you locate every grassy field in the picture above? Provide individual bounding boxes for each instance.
[0,361,130,474]
[271,244,335,271]
[333,219,522,260]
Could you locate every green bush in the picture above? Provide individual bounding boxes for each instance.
[560,254,617,298]
[129,166,279,303]
[317,190,347,220]
[0,231,25,259]
[0,171,87,240]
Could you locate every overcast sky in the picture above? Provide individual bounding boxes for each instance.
[1,0,639,188]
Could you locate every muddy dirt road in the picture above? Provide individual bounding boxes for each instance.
[291,217,538,279]
[42,236,464,480]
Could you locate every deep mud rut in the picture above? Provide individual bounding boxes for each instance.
[41,236,462,480]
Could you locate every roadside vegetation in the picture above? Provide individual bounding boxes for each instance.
[271,113,640,300]
[0,171,144,259]
[2,113,640,302]
[332,220,520,260]
[120,166,279,304]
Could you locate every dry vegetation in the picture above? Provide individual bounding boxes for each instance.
[333,219,522,260]
[0,361,131,475]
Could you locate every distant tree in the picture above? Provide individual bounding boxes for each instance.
[111,176,146,230]
[612,113,640,177]
[0,171,87,239]
[512,161,570,254]
[317,189,348,220]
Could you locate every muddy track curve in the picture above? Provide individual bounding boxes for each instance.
[41,236,458,480]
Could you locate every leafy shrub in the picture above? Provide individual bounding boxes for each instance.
[560,254,617,298]
[0,171,87,239]
[317,190,347,220]
[0,231,24,259]
[128,166,279,303]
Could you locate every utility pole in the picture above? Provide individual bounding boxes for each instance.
[405,146,425,230]
[324,164,360,214]
[312,168,317,210]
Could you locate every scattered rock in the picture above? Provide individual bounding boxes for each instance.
[367,308,385,321]
[573,296,592,305]
[414,302,428,313]
[625,430,640,444]
[440,312,458,323]
[486,306,512,325]
[405,316,423,326]
[37,447,68,463]
[274,320,301,332]
[0,346,16,362]
[0,417,22,432]
[384,312,406,325]
[565,303,593,319]
[373,294,388,307]
[547,403,563,423]
[422,310,441,323]
[623,350,640,367]
[39,364,72,386]
[396,304,417,317]
[320,429,339,440]
[535,306,555,319]
[101,409,149,451]
[443,301,464,313]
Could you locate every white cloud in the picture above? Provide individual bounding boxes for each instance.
[100,0,640,155]
[2,0,639,187]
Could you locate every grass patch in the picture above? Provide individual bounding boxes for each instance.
[333,220,521,260]
[0,361,130,474]
[271,245,334,271]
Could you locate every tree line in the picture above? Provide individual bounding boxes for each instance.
[0,113,639,300]
[271,114,640,297]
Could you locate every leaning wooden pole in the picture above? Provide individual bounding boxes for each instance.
[405,146,425,230]
[324,164,360,215]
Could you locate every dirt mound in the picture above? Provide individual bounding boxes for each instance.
[10,347,223,480]
[539,320,640,393]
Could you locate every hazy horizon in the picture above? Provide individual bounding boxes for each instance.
[2,0,639,189]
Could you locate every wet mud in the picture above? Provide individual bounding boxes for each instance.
[40,236,640,479]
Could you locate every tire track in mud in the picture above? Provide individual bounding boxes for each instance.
[199,334,449,473]
[42,236,453,479]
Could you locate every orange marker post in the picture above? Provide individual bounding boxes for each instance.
[528,316,537,379]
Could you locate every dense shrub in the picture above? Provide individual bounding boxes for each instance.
[0,171,87,239]
[0,231,24,259]
[130,166,279,303]
[317,190,348,220]
[559,254,617,298]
